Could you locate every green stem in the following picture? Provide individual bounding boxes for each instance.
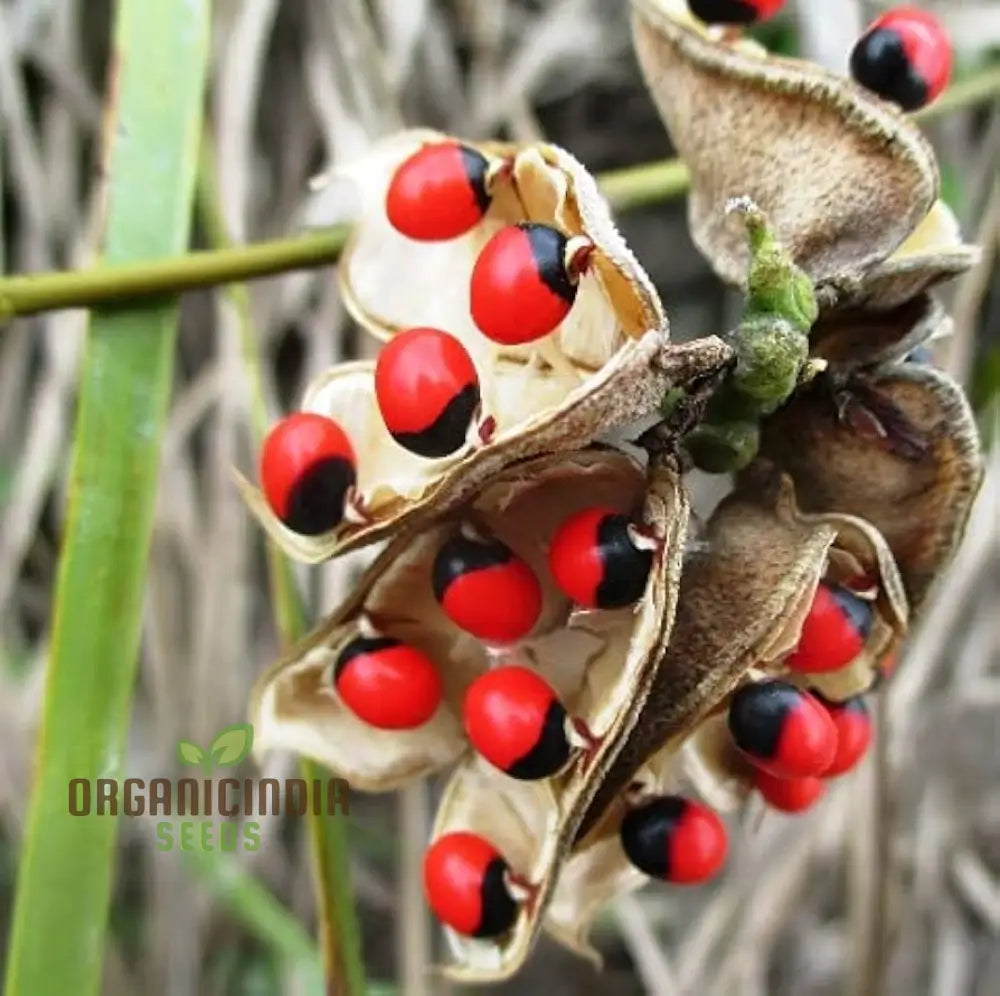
[0,60,997,322]
[197,136,367,996]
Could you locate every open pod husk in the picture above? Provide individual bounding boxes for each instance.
[758,361,983,612]
[540,475,908,960]
[426,453,689,982]
[809,294,949,373]
[249,447,684,795]
[629,0,979,312]
[237,333,729,563]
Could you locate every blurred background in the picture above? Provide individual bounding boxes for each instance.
[0,0,997,993]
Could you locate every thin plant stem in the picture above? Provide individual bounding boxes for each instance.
[0,60,998,321]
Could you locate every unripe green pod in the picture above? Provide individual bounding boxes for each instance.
[730,315,809,415]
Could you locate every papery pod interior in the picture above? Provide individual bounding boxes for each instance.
[809,294,948,372]
[426,453,689,981]
[250,448,665,791]
[757,360,983,612]
[577,472,907,843]
[237,129,734,562]
[629,0,977,310]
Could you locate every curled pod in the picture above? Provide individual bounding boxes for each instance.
[236,127,733,564]
[426,453,689,982]
[630,0,978,313]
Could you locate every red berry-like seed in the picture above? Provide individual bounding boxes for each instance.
[375,327,481,459]
[820,696,872,777]
[548,506,654,610]
[850,7,952,111]
[333,634,442,730]
[463,666,571,780]
[728,680,837,779]
[260,413,356,535]
[688,0,786,26]
[620,796,728,884]
[754,770,826,813]
[386,142,492,241]
[470,223,577,345]
[432,532,543,644]
[785,582,872,674]
[423,832,519,938]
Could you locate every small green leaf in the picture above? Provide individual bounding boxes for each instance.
[177,741,206,767]
[210,723,254,768]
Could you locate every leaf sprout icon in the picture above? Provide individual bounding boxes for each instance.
[176,723,254,775]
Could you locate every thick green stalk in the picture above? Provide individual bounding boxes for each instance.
[3,3,209,995]
[197,137,367,996]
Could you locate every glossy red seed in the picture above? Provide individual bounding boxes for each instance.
[728,680,837,779]
[386,142,491,241]
[470,223,576,345]
[785,582,871,674]
[548,506,654,609]
[850,7,952,111]
[260,412,356,535]
[333,635,442,730]
[375,328,481,458]
[754,770,826,813]
[423,832,518,938]
[432,533,543,644]
[620,796,728,884]
[688,0,786,26]
[821,696,872,777]
[463,666,570,780]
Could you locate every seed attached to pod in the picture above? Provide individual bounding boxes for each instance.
[423,831,521,938]
[260,412,357,535]
[470,223,592,345]
[818,694,872,777]
[620,796,728,884]
[386,142,496,241]
[850,7,952,111]
[375,327,483,458]
[785,582,873,674]
[754,770,826,813]
[688,0,785,26]
[548,506,656,610]
[727,680,837,779]
[332,631,442,730]
[432,530,543,644]
[463,665,579,780]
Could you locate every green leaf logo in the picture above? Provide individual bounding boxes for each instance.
[209,723,254,768]
[177,740,206,768]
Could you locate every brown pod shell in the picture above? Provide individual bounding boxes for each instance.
[249,449,676,793]
[758,363,983,613]
[576,473,908,842]
[237,334,730,563]
[426,454,689,982]
[629,0,978,311]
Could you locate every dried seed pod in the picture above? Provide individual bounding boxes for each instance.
[578,472,907,841]
[425,454,689,981]
[629,0,979,312]
[238,334,729,563]
[249,449,677,796]
[757,361,983,612]
[237,129,733,563]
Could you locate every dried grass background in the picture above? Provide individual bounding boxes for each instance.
[0,1,998,993]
